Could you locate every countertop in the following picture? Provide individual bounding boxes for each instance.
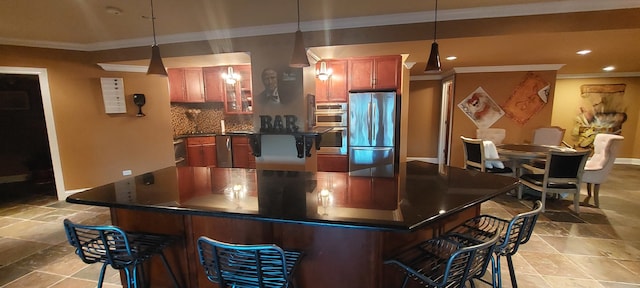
[66,161,517,231]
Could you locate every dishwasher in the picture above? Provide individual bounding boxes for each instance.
[216,135,233,167]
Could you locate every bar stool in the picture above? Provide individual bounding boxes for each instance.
[384,232,501,288]
[196,236,304,288]
[447,200,543,288]
[63,219,180,288]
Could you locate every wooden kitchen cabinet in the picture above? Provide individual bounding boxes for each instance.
[348,55,401,91]
[231,136,255,169]
[317,154,348,172]
[315,60,348,103]
[203,66,225,102]
[224,65,253,114]
[186,137,217,167]
[168,68,205,103]
[347,177,397,210]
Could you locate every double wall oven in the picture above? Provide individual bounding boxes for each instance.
[315,103,348,155]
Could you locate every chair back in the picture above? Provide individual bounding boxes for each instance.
[197,236,296,288]
[532,126,565,146]
[583,134,624,183]
[499,200,543,256]
[439,233,501,288]
[476,128,506,145]
[461,136,485,171]
[544,150,590,188]
[63,219,134,269]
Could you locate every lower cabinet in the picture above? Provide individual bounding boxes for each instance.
[317,154,348,172]
[186,137,217,167]
[231,136,256,169]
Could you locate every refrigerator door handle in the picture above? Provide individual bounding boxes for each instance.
[368,101,373,143]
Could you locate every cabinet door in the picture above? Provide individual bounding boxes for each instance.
[203,67,224,102]
[349,58,375,91]
[317,154,348,172]
[202,142,217,167]
[373,56,400,90]
[224,65,253,114]
[184,68,205,103]
[316,60,348,103]
[186,137,216,167]
[232,136,255,168]
[168,68,187,102]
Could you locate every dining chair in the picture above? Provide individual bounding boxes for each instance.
[532,126,565,146]
[519,150,590,213]
[447,200,543,288]
[384,232,501,288]
[582,133,624,207]
[196,236,304,288]
[461,136,513,175]
[476,128,506,145]
[63,219,181,288]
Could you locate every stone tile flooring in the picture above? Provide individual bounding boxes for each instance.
[0,164,639,287]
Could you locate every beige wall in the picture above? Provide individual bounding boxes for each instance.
[0,45,175,190]
[553,77,640,158]
[407,80,441,158]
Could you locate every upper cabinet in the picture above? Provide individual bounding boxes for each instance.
[315,60,348,103]
[348,55,401,91]
[168,68,205,103]
[203,66,225,102]
[223,65,253,114]
[170,65,253,112]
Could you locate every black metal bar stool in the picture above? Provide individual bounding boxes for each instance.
[196,236,304,288]
[447,200,543,288]
[384,232,501,288]
[63,219,181,288]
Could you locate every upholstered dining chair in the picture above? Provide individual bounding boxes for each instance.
[461,136,513,176]
[476,128,506,145]
[519,150,590,213]
[532,126,565,146]
[582,133,624,207]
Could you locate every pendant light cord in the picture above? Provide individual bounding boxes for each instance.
[296,0,301,30]
[433,0,438,41]
[150,0,158,45]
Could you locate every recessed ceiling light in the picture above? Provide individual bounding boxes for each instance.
[105,6,123,15]
[603,66,615,71]
[445,56,457,61]
[576,50,591,55]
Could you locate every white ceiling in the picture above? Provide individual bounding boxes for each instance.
[2,0,640,76]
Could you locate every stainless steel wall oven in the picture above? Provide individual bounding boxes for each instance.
[315,102,348,155]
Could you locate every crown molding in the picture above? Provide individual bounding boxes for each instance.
[97,63,148,73]
[3,0,639,51]
[556,72,640,79]
[453,64,565,74]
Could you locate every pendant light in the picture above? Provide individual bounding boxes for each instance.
[289,0,310,68]
[146,0,168,76]
[425,0,441,73]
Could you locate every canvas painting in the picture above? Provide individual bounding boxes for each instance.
[458,87,504,128]
[502,72,550,125]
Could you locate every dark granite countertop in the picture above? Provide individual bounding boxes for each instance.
[66,161,517,231]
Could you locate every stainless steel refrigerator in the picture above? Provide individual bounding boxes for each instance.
[348,91,398,177]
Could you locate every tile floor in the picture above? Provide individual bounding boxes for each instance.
[0,165,639,288]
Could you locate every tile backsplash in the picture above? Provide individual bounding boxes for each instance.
[170,103,253,136]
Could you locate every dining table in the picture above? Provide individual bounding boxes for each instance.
[496,143,576,175]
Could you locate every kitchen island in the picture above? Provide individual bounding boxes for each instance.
[66,161,517,288]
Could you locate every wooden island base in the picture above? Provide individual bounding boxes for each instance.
[111,205,478,288]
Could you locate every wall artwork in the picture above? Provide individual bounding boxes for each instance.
[458,87,504,128]
[502,72,550,125]
[572,84,627,148]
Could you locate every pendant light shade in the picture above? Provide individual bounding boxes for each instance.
[424,0,441,73]
[290,30,310,68]
[425,42,441,73]
[289,0,310,68]
[146,0,167,76]
[147,44,168,76]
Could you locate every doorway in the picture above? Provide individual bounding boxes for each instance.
[0,67,65,200]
